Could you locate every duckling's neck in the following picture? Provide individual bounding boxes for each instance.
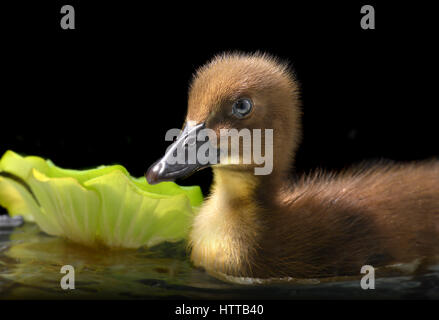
[189,166,283,276]
[213,167,261,202]
[211,167,285,206]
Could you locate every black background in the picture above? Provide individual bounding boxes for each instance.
[1,0,439,311]
[1,1,438,198]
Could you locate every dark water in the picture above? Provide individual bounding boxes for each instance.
[0,222,438,300]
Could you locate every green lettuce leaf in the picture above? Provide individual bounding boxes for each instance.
[0,150,203,249]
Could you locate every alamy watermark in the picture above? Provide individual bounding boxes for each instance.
[60,5,375,31]
[361,5,375,30]
[360,265,375,290]
[60,5,75,30]
[164,127,274,175]
[60,265,75,290]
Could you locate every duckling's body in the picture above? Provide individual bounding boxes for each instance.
[147,52,439,279]
[191,162,439,278]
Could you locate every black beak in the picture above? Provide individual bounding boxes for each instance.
[146,122,214,185]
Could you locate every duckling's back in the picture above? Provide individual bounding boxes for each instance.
[262,160,439,278]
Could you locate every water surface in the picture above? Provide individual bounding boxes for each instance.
[1,222,438,299]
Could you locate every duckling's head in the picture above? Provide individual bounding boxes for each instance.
[146,52,302,184]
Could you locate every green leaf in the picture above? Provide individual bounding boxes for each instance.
[0,150,203,249]
[27,169,100,245]
[0,176,40,222]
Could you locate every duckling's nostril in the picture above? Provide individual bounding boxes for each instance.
[145,161,163,185]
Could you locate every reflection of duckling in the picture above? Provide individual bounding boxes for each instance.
[147,53,439,279]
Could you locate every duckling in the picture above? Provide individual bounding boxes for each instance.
[146,52,439,279]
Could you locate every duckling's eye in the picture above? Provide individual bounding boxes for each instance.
[232,98,253,119]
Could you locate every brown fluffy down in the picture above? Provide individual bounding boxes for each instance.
[263,161,439,278]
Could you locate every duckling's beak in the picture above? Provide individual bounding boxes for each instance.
[146,122,213,185]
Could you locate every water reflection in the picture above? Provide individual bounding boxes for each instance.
[0,223,438,299]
